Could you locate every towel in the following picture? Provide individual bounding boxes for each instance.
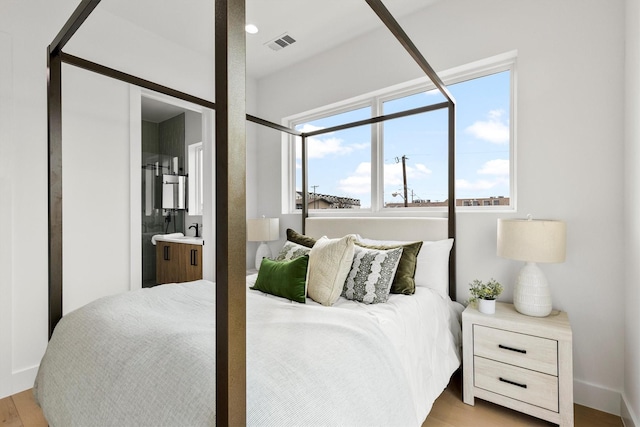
[151,232,184,245]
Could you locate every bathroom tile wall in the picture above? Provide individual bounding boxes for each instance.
[141,113,186,287]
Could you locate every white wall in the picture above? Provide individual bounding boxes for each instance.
[61,64,132,313]
[624,0,640,425]
[0,0,79,396]
[0,29,15,399]
[256,0,627,415]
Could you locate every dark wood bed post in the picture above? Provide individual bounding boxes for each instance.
[47,0,101,339]
[448,103,457,301]
[47,46,62,340]
[301,135,308,234]
[366,0,457,300]
[214,0,247,424]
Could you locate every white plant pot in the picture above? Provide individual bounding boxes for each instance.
[478,298,496,314]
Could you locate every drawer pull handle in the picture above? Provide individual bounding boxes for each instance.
[499,344,527,354]
[499,377,527,389]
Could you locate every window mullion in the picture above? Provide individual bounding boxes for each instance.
[371,99,383,212]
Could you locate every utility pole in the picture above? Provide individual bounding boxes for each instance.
[396,155,408,207]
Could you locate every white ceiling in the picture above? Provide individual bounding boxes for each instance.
[98,0,440,120]
[99,0,439,81]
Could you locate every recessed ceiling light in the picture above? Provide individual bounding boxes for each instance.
[245,24,259,34]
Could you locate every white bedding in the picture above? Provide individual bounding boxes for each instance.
[34,277,462,426]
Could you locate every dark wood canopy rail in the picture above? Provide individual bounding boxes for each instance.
[47,0,456,424]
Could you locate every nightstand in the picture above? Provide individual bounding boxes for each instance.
[462,302,573,426]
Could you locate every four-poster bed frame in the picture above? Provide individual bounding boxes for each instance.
[47,0,456,424]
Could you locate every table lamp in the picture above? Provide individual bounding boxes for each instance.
[497,215,566,317]
[247,217,280,270]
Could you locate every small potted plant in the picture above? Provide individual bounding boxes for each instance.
[469,278,503,314]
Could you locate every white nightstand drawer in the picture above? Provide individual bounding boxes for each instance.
[474,356,559,412]
[474,325,558,376]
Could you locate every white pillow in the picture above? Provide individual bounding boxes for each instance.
[357,237,453,298]
[307,235,356,306]
[343,245,403,304]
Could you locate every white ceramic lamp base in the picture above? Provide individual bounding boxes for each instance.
[513,262,552,317]
[255,242,272,271]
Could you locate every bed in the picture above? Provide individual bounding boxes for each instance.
[34,217,462,426]
[46,0,457,423]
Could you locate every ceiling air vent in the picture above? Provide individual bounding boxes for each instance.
[265,33,297,52]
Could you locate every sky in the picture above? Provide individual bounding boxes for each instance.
[295,70,511,209]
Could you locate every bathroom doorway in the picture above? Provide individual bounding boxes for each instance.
[140,95,204,287]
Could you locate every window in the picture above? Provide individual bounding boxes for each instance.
[294,106,372,210]
[188,142,203,215]
[382,97,448,208]
[286,53,515,213]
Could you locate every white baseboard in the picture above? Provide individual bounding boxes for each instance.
[622,392,639,427]
[574,379,621,416]
[11,365,39,396]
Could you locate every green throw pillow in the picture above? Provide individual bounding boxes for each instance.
[356,241,423,295]
[286,228,317,248]
[251,256,309,303]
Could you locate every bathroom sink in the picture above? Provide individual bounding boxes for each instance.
[171,235,204,245]
[151,233,204,246]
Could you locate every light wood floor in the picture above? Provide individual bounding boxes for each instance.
[1,375,624,427]
[0,390,46,427]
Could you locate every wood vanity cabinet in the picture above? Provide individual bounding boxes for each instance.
[156,242,202,285]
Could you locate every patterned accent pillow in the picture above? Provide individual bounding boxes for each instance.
[356,241,422,295]
[275,241,311,261]
[342,246,403,304]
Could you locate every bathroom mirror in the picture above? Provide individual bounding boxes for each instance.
[162,174,187,210]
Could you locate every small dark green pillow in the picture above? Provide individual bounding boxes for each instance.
[286,228,317,248]
[251,255,309,303]
[356,241,423,295]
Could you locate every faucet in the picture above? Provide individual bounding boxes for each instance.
[189,223,200,237]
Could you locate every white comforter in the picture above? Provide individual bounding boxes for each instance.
[34,277,461,426]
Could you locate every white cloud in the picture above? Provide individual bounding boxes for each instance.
[466,109,509,144]
[384,161,432,187]
[478,159,509,176]
[456,175,509,192]
[337,161,433,196]
[455,179,498,191]
[414,163,432,174]
[298,124,323,133]
[294,129,367,160]
[338,162,371,194]
[308,137,356,159]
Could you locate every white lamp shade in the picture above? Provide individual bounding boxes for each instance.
[247,218,280,242]
[497,218,566,263]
